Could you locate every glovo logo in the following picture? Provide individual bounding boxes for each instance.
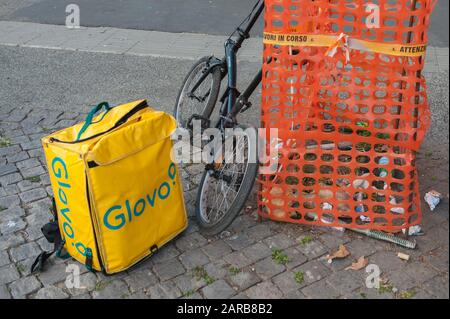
[103,163,178,231]
[51,157,90,257]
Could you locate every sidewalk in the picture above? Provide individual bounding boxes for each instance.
[1,21,449,71]
[0,22,448,299]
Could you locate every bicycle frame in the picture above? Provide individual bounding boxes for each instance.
[189,0,265,130]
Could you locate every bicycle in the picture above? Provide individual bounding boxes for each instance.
[174,0,265,236]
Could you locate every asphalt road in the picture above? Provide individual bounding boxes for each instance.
[0,0,448,47]
[0,45,448,145]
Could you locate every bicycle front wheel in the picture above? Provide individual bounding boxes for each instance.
[195,125,259,236]
[174,56,221,129]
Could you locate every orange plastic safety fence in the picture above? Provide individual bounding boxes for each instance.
[258,0,436,231]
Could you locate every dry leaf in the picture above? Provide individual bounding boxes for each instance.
[327,245,350,263]
[345,256,368,270]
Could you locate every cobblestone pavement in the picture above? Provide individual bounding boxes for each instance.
[0,103,448,300]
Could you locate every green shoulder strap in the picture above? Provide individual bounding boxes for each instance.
[76,102,111,141]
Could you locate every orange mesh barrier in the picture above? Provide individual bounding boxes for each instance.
[258,0,436,231]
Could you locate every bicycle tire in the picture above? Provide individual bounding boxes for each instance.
[195,124,259,236]
[174,56,222,127]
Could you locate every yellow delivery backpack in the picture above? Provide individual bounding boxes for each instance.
[31,100,187,274]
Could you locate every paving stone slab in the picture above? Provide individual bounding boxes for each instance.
[244,223,273,241]
[203,260,229,280]
[263,233,297,250]
[175,232,208,251]
[9,275,41,298]
[0,264,20,285]
[0,145,21,157]
[0,206,25,223]
[35,286,69,299]
[0,195,20,208]
[284,289,307,299]
[146,280,182,299]
[10,242,41,262]
[57,271,97,296]
[228,270,261,291]
[17,180,39,192]
[325,270,363,294]
[92,279,129,299]
[19,188,48,203]
[253,257,286,280]
[302,279,341,299]
[223,251,253,269]
[148,243,180,264]
[0,284,11,299]
[37,262,70,286]
[422,275,449,298]
[284,247,309,270]
[123,268,159,293]
[0,217,26,235]
[318,230,352,249]
[16,158,41,171]
[6,152,29,164]
[369,251,407,273]
[403,262,440,285]
[296,238,328,260]
[0,164,17,177]
[242,242,272,264]
[153,258,185,281]
[0,233,25,251]
[202,240,233,259]
[173,273,206,295]
[273,270,305,292]
[201,279,235,299]
[225,233,255,251]
[1,184,19,196]
[20,166,46,179]
[244,281,283,299]
[291,260,331,286]
[0,250,10,268]
[179,248,210,270]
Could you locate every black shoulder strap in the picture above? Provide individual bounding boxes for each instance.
[30,198,66,273]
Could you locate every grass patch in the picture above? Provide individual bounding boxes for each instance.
[183,289,197,297]
[360,292,367,299]
[294,271,305,285]
[94,280,109,291]
[16,263,26,275]
[229,266,241,276]
[299,236,313,246]
[271,249,290,265]
[0,206,6,212]
[400,289,417,299]
[25,176,41,183]
[192,266,215,285]
[378,281,394,294]
[0,136,11,148]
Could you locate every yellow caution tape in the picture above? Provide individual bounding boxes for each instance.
[263,32,427,57]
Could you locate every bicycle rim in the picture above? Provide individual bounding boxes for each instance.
[176,62,215,128]
[197,128,257,228]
